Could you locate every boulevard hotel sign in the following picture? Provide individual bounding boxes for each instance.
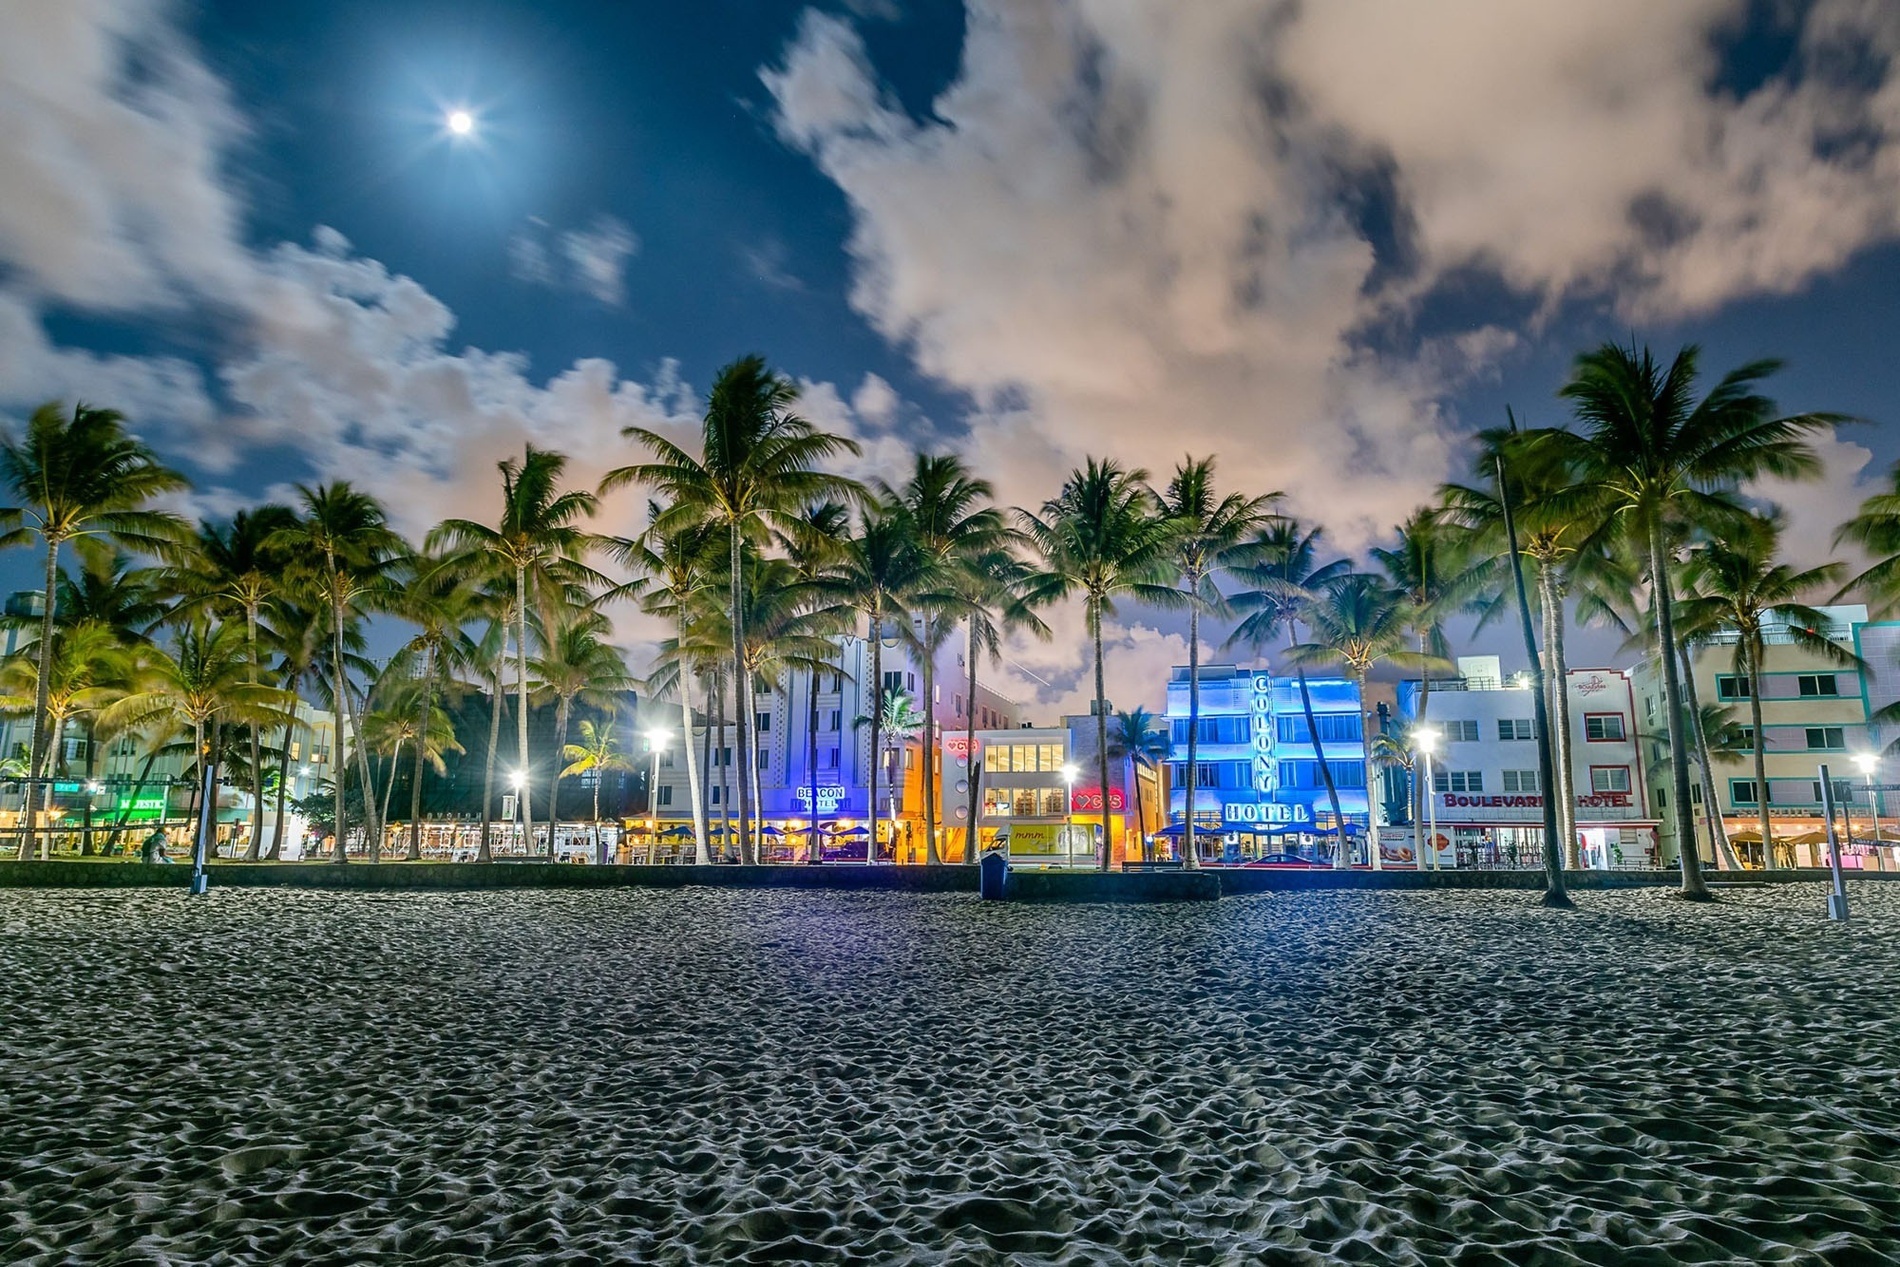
[1438,790,1639,823]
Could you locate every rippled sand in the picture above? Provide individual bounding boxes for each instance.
[4,882,1899,1263]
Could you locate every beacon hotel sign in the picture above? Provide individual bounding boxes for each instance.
[1438,790,1638,824]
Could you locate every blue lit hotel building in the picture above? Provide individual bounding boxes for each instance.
[1163,664,1369,847]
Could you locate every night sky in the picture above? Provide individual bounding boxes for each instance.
[4,0,1898,709]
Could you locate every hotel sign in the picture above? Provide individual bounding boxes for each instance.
[793,785,846,812]
[1438,790,1640,822]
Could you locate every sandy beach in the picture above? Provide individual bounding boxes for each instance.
[3,882,1898,1263]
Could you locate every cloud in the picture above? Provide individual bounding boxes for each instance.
[761,1,1900,545]
[1747,425,1881,578]
[508,214,640,305]
[739,239,806,292]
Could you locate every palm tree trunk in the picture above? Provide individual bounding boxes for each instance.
[727,525,755,866]
[806,659,822,863]
[681,658,708,865]
[108,749,160,854]
[1091,601,1112,871]
[245,601,266,861]
[330,588,349,864]
[407,645,437,861]
[920,622,941,865]
[1416,637,1431,856]
[1290,623,1348,868]
[1538,566,1581,868]
[1130,754,1146,862]
[1747,639,1773,871]
[700,671,717,861]
[79,721,98,856]
[1648,524,1709,899]
[18,539,60,860]
[478,670,502,864]
[553,696,572,830]
[1677,642,1740,871]
[380,737,402,839]
[514,565,537,859]
[963,622,981,863]
[868,628,883,864]
[713,671,731,858]
[346,675,379,863]
[749,681,765,857]
[1357,670,1382,869]
[592,775,602,864]
[268,729,292,860]
[1184,598,1201,869]
[191,720,208,862]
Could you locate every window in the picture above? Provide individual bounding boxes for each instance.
[1805,726,1846,751]
[989,746,1012,773]
[757,748,769,769]
[822,747,839,769]
[1275,714,1360,744]
[756,712,770,733]
[656,785,673,807]
[1591,766,1631,793]
[1812,779,1855,804]
[710,786,722,804]
[883,671,904,695]
[982,787,1016,817]
[1730,780,1759,806]
[1716,675,1750,699]
[660,750,675,768]
[1656,786,1666,808]
[1736,727,1755,748]
[720,746,733,767]
[1500,769,1539,793]
[1497,719,1533,741]
[1798,674,1840,697]
[1281,759,1365,789]
[955,694,964,717]
[1195,763,1220,788]
[1690,783,1701,804]
[1584,714,1626,742]
[1432,770,1484,793]
[1444,719,1480,743]
[826,710,841,732]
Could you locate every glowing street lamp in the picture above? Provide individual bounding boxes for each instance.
[1060,762,1079,870]
[645,728,671,864]
[1414,727,1440,872]
[1856,752,1883,846]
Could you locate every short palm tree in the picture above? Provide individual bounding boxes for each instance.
[1835,461,1900,614]
[1227,520,1353,858]
[1019,459,1179,870]
[531,607,636,822]
[1676,510,1858,870]
[387,553,483,859]
[1555,342,1840,899]
[856,688,924,858]
[0,401,189,858]
[603,356,863,861]
[1156,456,1278,868]
[1105,707,1171,862]
[271,484,405,862]
[1286,573,1449,869]
[0,621,131,855]
[562,716,636,862]
[432,445,602,859]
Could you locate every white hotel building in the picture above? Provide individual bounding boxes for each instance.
[1401,656,1659,868]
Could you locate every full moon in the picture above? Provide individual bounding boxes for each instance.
[446,109,474,136]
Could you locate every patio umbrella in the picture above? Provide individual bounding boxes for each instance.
[1153,823,1186,838]
[758,824,785,838]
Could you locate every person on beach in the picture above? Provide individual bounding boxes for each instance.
[140,827,171,864]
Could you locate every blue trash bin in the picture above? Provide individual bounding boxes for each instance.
[978,849,1009,901]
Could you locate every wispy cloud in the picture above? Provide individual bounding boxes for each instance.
[508,214,640,305]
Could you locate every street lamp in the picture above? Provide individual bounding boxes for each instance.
[1414,727,1440,872]
[1060,762,1078,870]
[1856,752,1883,849]
[645,728,670,865]
[509,770,526,854]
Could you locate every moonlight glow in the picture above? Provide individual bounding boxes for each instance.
[446,108,474,136]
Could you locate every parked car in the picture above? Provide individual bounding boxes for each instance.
[1244,852,1326,867]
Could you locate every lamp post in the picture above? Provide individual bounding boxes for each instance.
[646,728,670,866]
[1414,727,1440,872]
[509,770,526,856]
[1060,762,1078,870]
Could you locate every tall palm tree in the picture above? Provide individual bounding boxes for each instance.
[0,402,189,859]
[1227,520,1353,860]
[1105,707,1172,861]
[890,455,1009,866]
[0,621,130,853]
[100,620,298,863]
[255,596,327,860]
[1019,459,1179,870]
[604,356,863,861]
[168,505,300,860]
[433,445,601,859]
[531,607,636,822]
[1555,342,1839,899]
[956,544,1049,860]
[1286,573,1448,869]
[611,502,717,864]
[777,501,855,863]
[272,484,404,862]
[836,505,932,863]
[562,716,635,863]
[856,687,924,858]
[1155,456,1278,868]
[1676,510,1857,871]
[387,554,483,860]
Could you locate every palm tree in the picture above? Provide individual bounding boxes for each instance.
[363,675,463,851]
[531,607,636,822]
[856,688,924,859]
[1676,510,1858,871]
[562,716,636,863]
[1105,707,1171,862]
[604,355,863,862]
[1019,459,1178,870]
[1836,461,1900,614]
[271,484,404,862]
[956,544,1049,860]
[0,402,189,858]
[1555,342,1839,899]
[254,597,326,860]
[836,505,933,864]
[890,454,1009,866]
[433,445,601,860]
[100,620,298,864]
[168,505,300,859]
[388,554,483,860]
[1155,457,1278,868]
[778,500,854,863]
[1286,573,1448,869]
[0,621,130,853]
[611,502,717,864]
[1227,521,1353,862]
